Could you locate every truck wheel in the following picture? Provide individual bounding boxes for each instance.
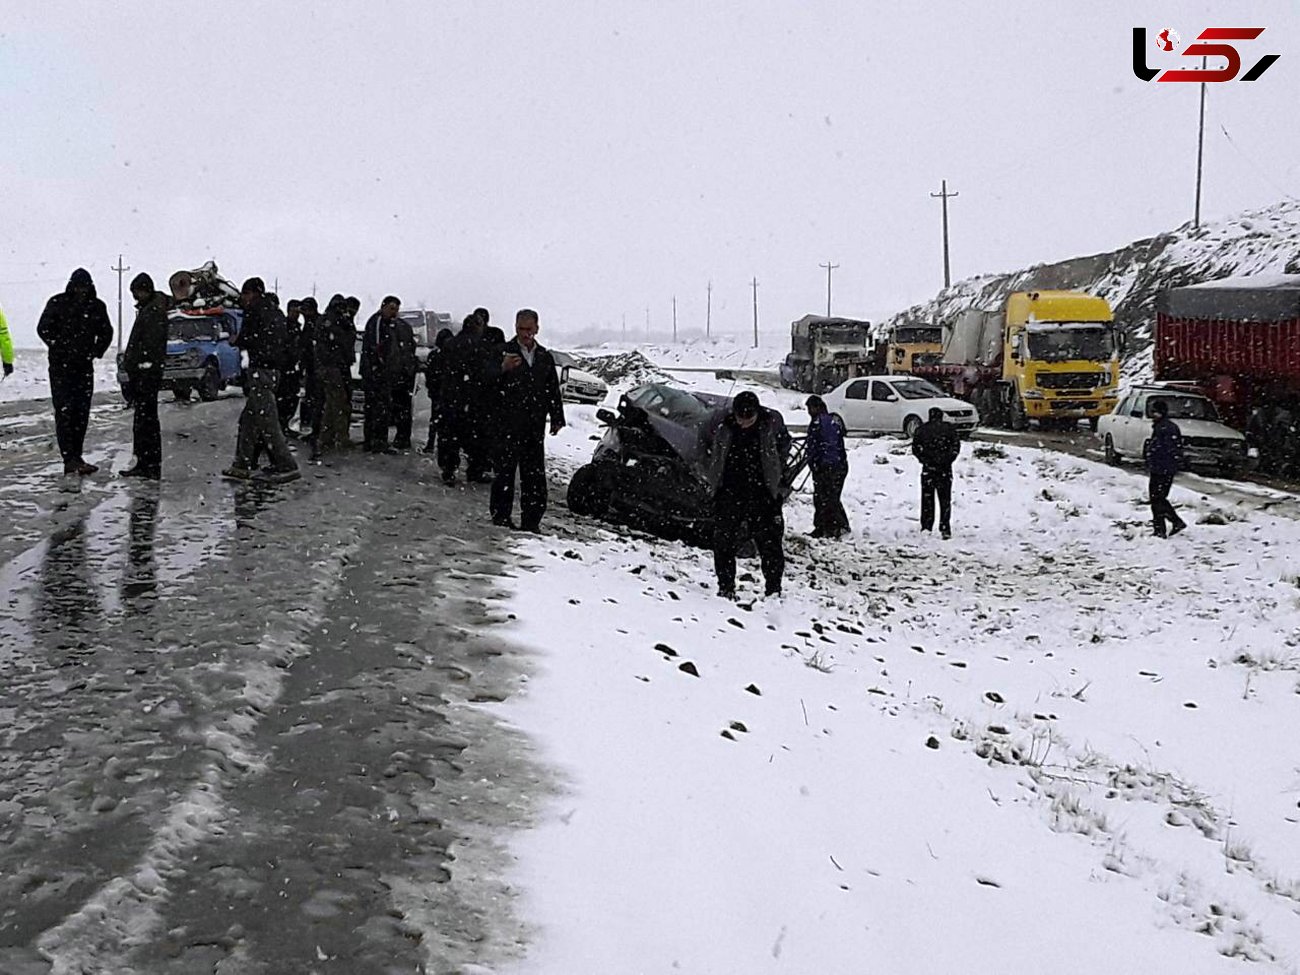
[567,464,611,516]
[173,384,192,402]
[1104,435,1120,466]
[903,415,922,440]
[1009,394,1028,431]
[198,361,221,401]
[1088,417,1100,433]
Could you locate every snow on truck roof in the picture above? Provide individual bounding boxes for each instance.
[1161,273,1300,321]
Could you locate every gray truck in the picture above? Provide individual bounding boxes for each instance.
[778,315,875,393]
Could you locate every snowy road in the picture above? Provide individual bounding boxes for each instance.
[0,393,544,974]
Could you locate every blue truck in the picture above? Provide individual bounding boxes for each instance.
[164,308,244,401]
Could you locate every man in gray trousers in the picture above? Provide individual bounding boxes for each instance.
[222,277,300,483]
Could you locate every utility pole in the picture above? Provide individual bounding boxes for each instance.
[706,280,712,339]
[672,295,677,343]
[111,254,130,354]
[750,277,759,349]
[819,261,839,317]
[621,312,627,341]
[1194,54,1207,228]
[645,306,650,341]
[930,179,959,288]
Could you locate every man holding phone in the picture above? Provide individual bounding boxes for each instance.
[489,308,565,532]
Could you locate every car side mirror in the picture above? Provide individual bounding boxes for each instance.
[596,408,617,425]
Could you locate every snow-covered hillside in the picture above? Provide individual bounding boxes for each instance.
[882,199,1300,382]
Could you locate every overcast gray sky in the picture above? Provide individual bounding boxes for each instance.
[2,0,1297,347]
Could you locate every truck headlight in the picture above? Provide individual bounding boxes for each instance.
[1022,390,1045,400]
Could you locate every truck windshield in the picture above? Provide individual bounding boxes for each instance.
[1149,396,1219,421]
[815,327,868,346]
[1026,326,1115,362]
[893,327,941,345]
[168,317,220,342]
[892,378,946,400]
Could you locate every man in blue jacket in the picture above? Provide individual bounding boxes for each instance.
[1147,399,1187,537]
[805,394,850,538]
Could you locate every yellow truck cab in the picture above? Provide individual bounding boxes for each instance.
[886,323,943,375]
[1002,291,1120,431]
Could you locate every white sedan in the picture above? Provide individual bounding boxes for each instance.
[1097,386,1248,473]
[552,351,609,404]
[822,376,979,438]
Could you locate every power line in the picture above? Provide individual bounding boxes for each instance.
[1217,122,1300,202]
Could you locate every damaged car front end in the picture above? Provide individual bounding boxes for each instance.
[566,383,806,546]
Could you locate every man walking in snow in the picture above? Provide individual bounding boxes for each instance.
[702,390,792,599]
[805,394,851,538]
[1147,399,1187,538]
[37,268,114,476]
[118,273,170,479]
[911,406,961,539]
[488,309,566,532]
[223,277,299,482]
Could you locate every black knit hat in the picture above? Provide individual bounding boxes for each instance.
[733,391,760,417]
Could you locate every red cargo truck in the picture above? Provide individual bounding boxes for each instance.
[1154,275,1300,429]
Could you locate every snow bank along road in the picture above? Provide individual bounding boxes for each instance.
[501,394,1300,974]
[0,393,547,973]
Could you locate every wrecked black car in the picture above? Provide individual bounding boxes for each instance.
[566,383,806,546]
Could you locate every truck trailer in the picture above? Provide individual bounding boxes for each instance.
[778,315,874,393]
[914,290,1121,431]
[1154,275,1300,430]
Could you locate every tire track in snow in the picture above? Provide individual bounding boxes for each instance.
[33,511,369,974]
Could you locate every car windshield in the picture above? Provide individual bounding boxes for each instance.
[1026,326,1115,362]
[893,327,941,345]
[1148,395,1219,421]
[891,378,945,400]
[633,385,713,424]
[168,317,220,342]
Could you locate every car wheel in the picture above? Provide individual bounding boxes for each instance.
[903,415,922,440]
[567,464,611,517]
[198,360,221,401]
[173,384,192,402]
[1104,434,1120,466]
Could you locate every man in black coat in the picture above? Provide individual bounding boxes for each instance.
[422,327,453,454]
[438,312,494,484]
[1147,399,1188,538]
[387,310,419,450]
[488,309,565,531]
[37,268,114,475]
[911,406,961,539]
[701,390,792,599]
[276,298,303,436]
[223,277,299,482]
[119,273,170,479]
[360,296,401,452]
[297,296,321,438]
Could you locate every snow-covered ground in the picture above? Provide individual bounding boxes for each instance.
[496,362,1300,972]
[0,348,118,404]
